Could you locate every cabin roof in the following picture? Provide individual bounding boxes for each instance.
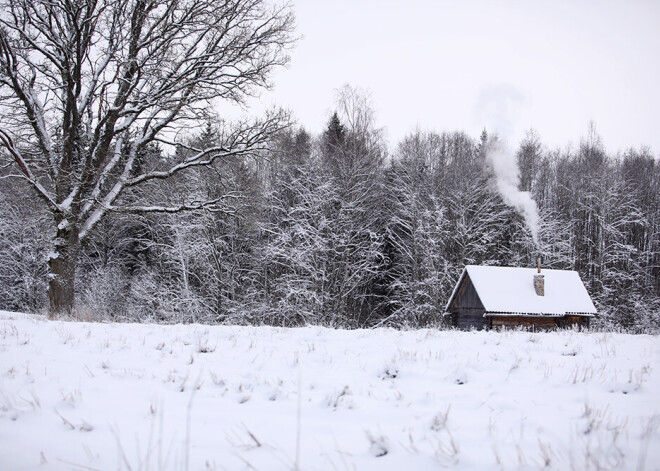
[445,265,597,316]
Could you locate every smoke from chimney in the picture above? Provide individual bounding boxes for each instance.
[485,137,540,245]
[474,84,540,246]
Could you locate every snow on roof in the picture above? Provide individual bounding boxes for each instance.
[446,265,597,316]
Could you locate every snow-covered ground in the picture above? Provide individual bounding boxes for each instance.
[1,311,658,470]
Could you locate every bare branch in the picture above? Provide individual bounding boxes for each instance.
[108,196,239,214]
[0,129,57,210]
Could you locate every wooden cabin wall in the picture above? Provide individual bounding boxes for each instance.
[447,310,488,329]
[557,315,590,329]
[490,315,591,330]
[490,316,558,330]
[449,276,486,330]
[453,276,483,310]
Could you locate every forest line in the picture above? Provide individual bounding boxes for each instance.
[2,90,658,331]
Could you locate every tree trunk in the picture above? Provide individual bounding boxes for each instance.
[48,219,80,318]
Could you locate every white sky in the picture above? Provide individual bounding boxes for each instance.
[249,0,660,154]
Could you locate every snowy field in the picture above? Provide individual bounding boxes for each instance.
[1,311,659,471]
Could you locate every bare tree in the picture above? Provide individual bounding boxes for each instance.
[0,0,294,316]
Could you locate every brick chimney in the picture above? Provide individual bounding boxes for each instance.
[533,258,544,296]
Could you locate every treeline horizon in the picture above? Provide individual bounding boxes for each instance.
[1,91,658,331]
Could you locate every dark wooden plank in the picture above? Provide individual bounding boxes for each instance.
[557,315,589,329]
[454,310,486,330]
[453,275,484,310]
[491,316,558,329]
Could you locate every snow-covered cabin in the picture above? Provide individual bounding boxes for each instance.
[444,265,597,330]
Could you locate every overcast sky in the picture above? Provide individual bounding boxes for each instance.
[251,0,660,154]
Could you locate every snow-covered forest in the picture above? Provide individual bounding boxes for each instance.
[0,0,658,331]
[1,115,658,330]
[2,100,659,330]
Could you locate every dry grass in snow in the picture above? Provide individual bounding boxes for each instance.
[0,311,659,470]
